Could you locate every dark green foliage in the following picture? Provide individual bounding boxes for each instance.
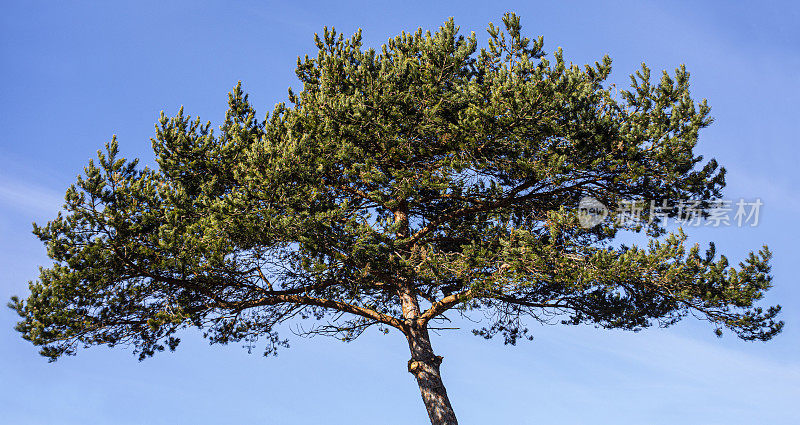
[11,14,781,362]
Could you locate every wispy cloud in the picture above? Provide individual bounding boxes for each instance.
[0,177,64,217]
[544,327,800,423]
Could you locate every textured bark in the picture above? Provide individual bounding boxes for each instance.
[395,200,458,424]
[406,324,458,425]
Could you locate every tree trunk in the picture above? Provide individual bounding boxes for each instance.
[394,201,458,424]
[397,283,458,424]
[406,323,459,425]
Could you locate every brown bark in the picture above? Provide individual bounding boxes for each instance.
[399,285,458,424]
[394,199,458,424]
[406,322,459,425]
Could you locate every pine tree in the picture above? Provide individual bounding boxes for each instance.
[10,14,782,425]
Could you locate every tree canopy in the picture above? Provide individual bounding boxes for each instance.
[11,13,782,425]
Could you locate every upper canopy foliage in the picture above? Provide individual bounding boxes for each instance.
[11,14,781,361]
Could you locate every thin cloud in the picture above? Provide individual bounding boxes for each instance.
[0,177,64,217]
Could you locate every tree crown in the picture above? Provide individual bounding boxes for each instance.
[11,13,781,361]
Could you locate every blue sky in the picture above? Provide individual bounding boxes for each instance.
[1,1,798,423]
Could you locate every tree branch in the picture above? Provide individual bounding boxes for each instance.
[249,294,405,331]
